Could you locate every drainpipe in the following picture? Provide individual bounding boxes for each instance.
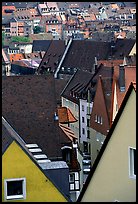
[54,38,73,78]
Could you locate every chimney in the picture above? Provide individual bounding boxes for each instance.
[123,56,127,66]
[65,38,68,46]
[119,64,125,92]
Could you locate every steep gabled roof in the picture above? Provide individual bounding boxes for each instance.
[77,82,136,202]
[61,69,94,104]
[37,40,66,74]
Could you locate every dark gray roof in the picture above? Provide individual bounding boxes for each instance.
[61,40,111,71]
[2,2,38,8]
[61,69,94,104]
[111,38,135,59]
[32,40,52,52]
[61,64,114,104]
[2,75,71,160]
[90,31,115,42]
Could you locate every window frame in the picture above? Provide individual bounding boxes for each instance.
[128,147,136,179]
[4,178,26,201]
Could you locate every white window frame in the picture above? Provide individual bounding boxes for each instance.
[4,178,26,201]
[128,147,136,179]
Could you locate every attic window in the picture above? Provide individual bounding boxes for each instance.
[4,178,26,200]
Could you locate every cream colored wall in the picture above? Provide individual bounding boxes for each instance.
[81,89,136,202]
[129,43,136,56]
[89,128,106,166]
[2,141,67,202]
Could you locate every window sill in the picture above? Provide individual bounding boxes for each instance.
[6,195,24,200]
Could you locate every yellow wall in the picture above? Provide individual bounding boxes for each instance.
[81,88,136,202]
[2,141,67,202]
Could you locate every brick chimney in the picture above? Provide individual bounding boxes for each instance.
[119,64,125,92]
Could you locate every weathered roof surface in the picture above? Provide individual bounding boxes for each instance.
[54,78,69,105]
[2,2,38,9]
[61,40,111,72]
[58,107,77,123]
[2,75,71,160]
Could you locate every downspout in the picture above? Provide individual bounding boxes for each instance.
[54,38,73,78]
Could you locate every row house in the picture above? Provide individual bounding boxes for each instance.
[63,24,80,40]
[89,60,136,166]
[77,82,136,202]
[38,2,60,16]
[45,15,62,39]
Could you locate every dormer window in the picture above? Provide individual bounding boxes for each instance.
[95,114,103,124]
[61,146,72,165]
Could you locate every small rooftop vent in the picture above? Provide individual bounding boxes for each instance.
[54,112,59,121]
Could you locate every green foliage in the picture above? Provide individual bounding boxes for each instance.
[11,36,31,42]
[33,26,42,34]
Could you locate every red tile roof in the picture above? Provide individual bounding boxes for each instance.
[58,107,77,123]
[9,53,25,62]
[59,123,77,142]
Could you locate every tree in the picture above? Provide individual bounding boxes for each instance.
[33,26,42,34]
[11,36,31,43]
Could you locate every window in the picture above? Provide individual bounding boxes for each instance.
[87,119,90,127]
[82,105,84,111]
[69,173,75,182]
[4,178,26,200]
[82,128,85,135]
[69,172,80,191]
[129,147,136,179]
[82,117,85,123]
[87,130,90,139]
[95,114,102,124]
[95,114,97,122]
